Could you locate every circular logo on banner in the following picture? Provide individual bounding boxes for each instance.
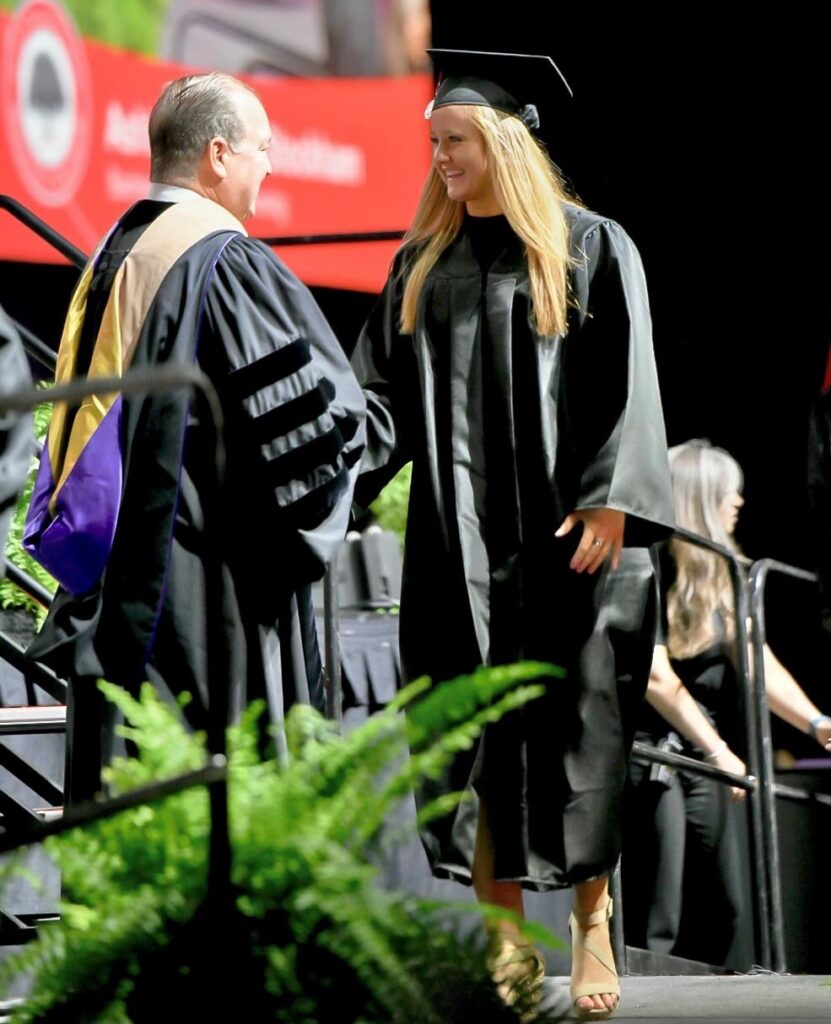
[1,0,93,207]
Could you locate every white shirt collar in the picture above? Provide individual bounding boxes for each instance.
[147,182,203,203]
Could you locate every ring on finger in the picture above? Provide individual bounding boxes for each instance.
[592,539,604,548]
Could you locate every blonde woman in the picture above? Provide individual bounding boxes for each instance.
[624,440,831,966]
[352,50,674,1019]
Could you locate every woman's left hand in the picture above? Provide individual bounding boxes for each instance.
[555,507,625,574]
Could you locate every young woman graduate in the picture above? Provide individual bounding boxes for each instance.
[352,49,675,1019]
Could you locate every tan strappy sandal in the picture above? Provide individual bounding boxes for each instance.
[487,934,546,1021]
[568,898,620,1021]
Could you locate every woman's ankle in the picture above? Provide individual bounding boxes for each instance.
[573,876,612,917]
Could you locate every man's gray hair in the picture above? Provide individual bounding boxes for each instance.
[148,72,256,183]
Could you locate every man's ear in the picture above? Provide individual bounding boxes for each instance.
[207,137,229,180]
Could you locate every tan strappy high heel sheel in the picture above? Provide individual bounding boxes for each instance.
[568,898,620,1020]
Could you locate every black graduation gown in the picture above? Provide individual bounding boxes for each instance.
[352,205,674,889]
[29,200,365,799]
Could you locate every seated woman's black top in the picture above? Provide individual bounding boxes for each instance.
[638,545,745,756]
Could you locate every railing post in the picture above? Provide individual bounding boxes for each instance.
[727,558,774,970]
[747,559,815,974]
[323,554,343,728]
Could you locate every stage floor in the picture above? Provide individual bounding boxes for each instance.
[539,972,831,1022]
[2,971,829,1021]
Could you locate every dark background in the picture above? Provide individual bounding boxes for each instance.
[2,3,829,751]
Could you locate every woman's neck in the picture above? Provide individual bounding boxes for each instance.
[463,210,515,272]
[465,197,504,217]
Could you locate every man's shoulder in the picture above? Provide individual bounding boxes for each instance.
[213,231,274,261]
[209,233,308,291]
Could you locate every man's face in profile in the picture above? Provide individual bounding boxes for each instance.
[216,89,272,223]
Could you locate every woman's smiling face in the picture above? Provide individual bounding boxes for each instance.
[429,106,501,216]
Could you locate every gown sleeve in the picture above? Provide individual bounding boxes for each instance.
[565,218,675,546]
[349,250,415,509]
[204,236,366,585]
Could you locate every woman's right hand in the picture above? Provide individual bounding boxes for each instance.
[811,715,831,752]
[555,507,625,573]
[709,747,748,802]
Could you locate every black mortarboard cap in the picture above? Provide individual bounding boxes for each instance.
[425,49,572,131]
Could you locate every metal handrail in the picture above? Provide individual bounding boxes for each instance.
[3,561,53,608]
[256,230,406,247]
[633,741,831,808]
[774,781,831,809]
[0,633,66,704]
[0,755,227,856]
[631,740,756,791]
[0,195,86,269]
[0,705,66,736]
[748,558,819,974]
[6,315,57,374]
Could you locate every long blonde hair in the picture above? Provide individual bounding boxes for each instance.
[399,105,574,338]
[666,440,744,659]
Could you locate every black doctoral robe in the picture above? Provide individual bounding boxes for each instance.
[352,205,674,889]
[28,198,365,801]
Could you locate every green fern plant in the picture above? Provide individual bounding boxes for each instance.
[0,663,566,1022]
[368,463,411,542]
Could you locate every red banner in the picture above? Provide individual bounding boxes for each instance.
[0,2,431,292]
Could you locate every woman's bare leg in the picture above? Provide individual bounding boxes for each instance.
[472,799,524,935]
[472,800,545,1011]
